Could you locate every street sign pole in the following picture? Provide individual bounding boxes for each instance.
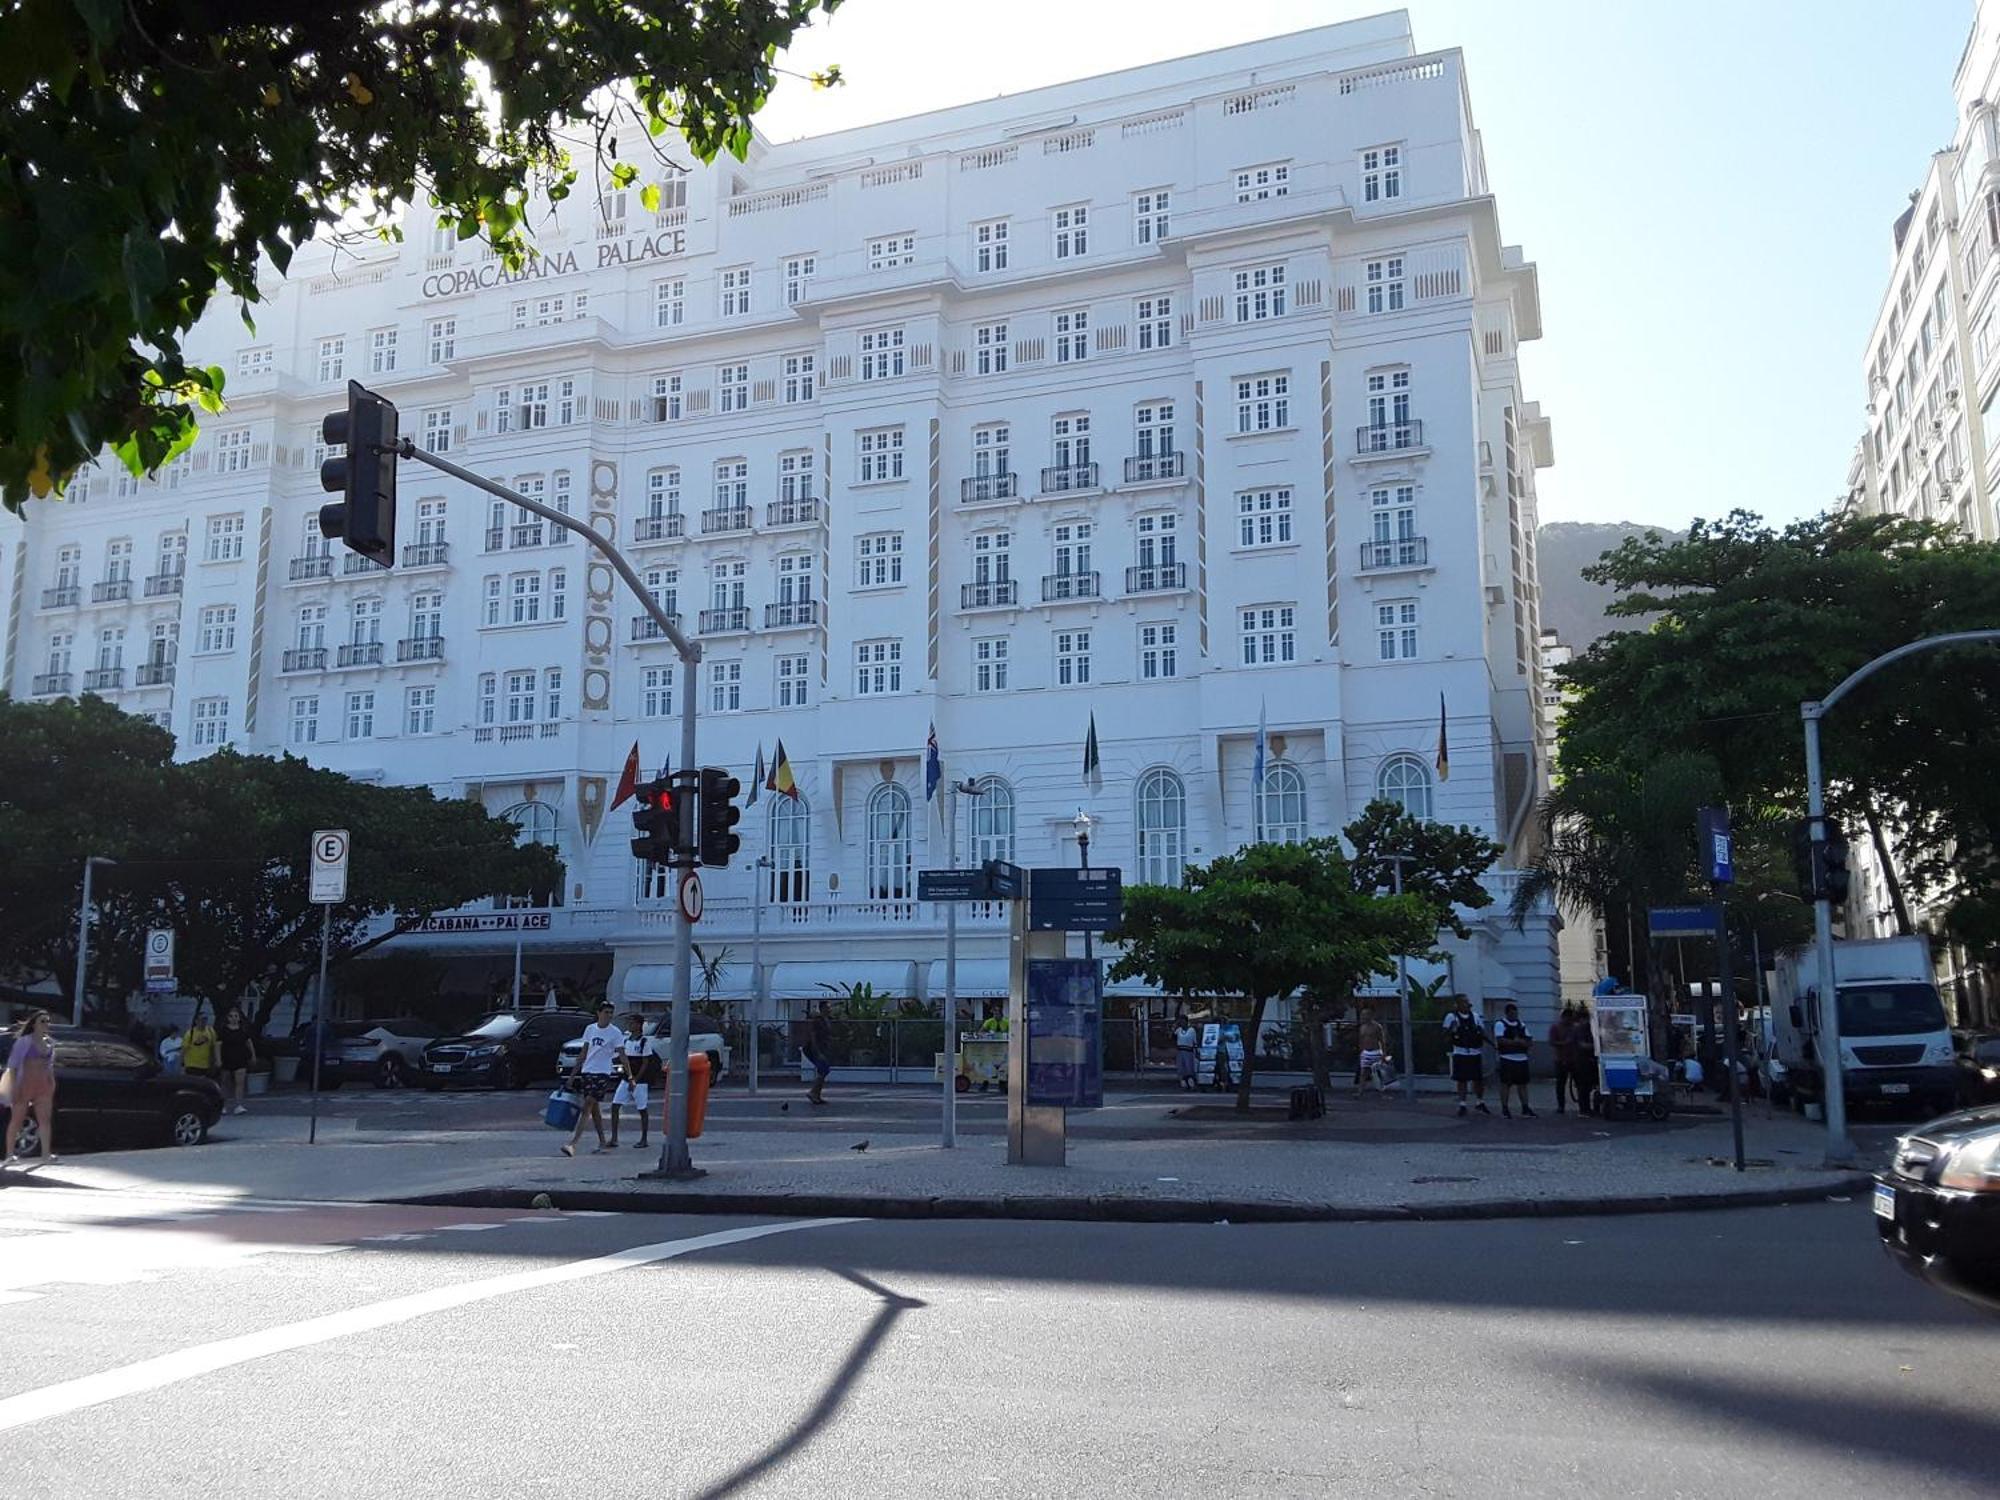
[1698,806,1746,1174]
[307,828,349,1147]
[311,903,330,1145]
[944,784,960,1150]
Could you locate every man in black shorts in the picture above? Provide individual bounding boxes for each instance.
[1493,1002,1535,1118]
[1443,997,1489,1117]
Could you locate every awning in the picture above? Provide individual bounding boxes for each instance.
[923,958,1010,999]
[769,959,919,1002]
[622,962,757,1004]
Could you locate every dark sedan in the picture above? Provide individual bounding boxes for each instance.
[3,1027,225,1157]
[418,1009,592,1090]
[1875,1104,2000,1299]
[1956,1032,2000,1106]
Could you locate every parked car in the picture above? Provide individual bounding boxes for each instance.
[1874,1104,2000,1298]
[320,1016,445,1089]
[1954,1031,2000,1106]
[419,1009,593,1090]
[3,1027,224,1155]
[556,1012,730,1082]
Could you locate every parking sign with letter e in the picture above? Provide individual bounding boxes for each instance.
[310,828,350,904]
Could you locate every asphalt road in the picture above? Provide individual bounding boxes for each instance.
[1,1188,1992,1499]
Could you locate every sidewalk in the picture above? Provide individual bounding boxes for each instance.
[2,1088,1876,1223]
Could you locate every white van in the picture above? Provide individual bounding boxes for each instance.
[1770,936,1956,1116]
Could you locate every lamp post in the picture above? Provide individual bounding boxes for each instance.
[72,855,117,1026]
[943,777,986,1148]
[1072,810,1097,962]
[749,853,770,1096]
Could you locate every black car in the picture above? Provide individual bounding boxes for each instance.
[418,1009,592,1090]
[4,1027,225,1156]
[1955,1032,2000,1106]
[1874,1104,2000,1293]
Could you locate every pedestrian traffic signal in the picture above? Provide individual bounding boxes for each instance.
[698,767,743,867]
[1815,834,1852,905]
[317,380,399,565]
[629,779,678,865]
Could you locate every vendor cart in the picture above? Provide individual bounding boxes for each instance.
[936,1032,1008,1092]
[1591,993,1671,1122]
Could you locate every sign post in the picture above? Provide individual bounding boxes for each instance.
[1698,806,1747,1174]
[307,829,350,1146]
[143,928,176,995]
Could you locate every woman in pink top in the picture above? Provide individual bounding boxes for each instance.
[3,1010,58,1166]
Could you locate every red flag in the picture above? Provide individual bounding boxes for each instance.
[609,741,641,811]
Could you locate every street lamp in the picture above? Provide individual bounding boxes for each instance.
[942,777,986,1149]
[1072,810,1098,961]
[73,855,117,1026]
[749,853,772,1095]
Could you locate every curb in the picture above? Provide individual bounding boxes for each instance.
[391,1172,1875,1226]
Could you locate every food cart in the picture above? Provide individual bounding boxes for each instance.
[936,1031,1008,1092]
[1592,993,1670,1122]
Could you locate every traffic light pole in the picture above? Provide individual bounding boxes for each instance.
[394,441,707,1177]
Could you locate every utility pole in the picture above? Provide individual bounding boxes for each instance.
[72,855,115,1026]
[749,853,769,1096]
[943,777,985,1149]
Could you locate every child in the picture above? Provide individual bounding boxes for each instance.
[610,1013,651,1149]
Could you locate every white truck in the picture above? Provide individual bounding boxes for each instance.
[1770,935,1956,1117]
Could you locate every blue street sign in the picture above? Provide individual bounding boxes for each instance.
[919,868,993,902]
[1028,867,1124,932]
[1699,806,1734,886]
[1024,958,1103,1109]
[1649,904,1721,940]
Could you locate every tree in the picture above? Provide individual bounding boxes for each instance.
[0,1,841,505]
[1109,840,1437,1112]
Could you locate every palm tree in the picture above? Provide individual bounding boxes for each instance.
[692,944,732,1008]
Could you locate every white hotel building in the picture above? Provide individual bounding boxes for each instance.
[0,14,1560,1027]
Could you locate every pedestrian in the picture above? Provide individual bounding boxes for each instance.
[1494,1002,1535,1118]
[217,1003,255,1115]
[1174,1016,1198,1090]
[1572,1005,1598,1114]
[609,1012,651,1149]
[563,1001,623,1157]
[1355,1005,1390,1095]
[806,1001,834,1106]
[181,1006,217,1081]
[1443,996,1489,1117]
[2,1011,59,1167]
[1547,1005,1576,1115]
[158,1024,183,1075]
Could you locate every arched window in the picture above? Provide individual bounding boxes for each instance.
[1259,761,1307,844]
[967,777,1015,866]
[500,801,560,909]
[1377,753,1434,822]
[770,795,811,904]
[866,783,912,900]
[1136,768,1187,887]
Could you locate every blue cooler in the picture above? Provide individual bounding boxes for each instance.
[543,1089,581,1130]
[1601,1061,1640,1093]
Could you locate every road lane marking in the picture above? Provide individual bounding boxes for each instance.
[0,1217,855,1433]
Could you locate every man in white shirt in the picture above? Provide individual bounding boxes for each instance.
[610,1012,652,1149]
[1444,997,1490,1118]
[564,1002,624,1157]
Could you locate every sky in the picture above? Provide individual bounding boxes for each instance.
[751,0,1974,531]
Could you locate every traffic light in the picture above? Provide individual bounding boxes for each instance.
[318,379,399,565]
[698,767,743,867]
[629,778,678,865]
[1815,835,1852,905]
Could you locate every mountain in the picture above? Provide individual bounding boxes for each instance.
[1535,521,1683,652]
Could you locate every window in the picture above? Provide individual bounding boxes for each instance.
[860,327,906,381]
[317,337,345,383]
[968,776,1015,866]
[289,696,319,746]
[1234,163,1290,202]
[549,568,568,621]
[784,255,817,306]
[974,219,1010,273]
[1134,189,1170,245]
[1052,204,1089,259]
[1259,762,1308,843]
[1136,768,1187,887]
[718,362,749,413]
[718,265,752,317]
[482,575,503,627]
[503,670,536,723]
[855,640,902,695]
[1051,413,1091,471]
[1054,307,1089,363]
[777,654,810,708]
[1233,264,1287,322]
[858,427,905,483]
[1360,143,1403,203]
[775,553,813,606]
[642,666,674,719]
[974,637,1009,692]
[95,626,124,670]
[1052,521,1092,578]
[975,321,1009,375]
[644,467,681,521]
[1055,629,1091,685]
[46,632,73,676]
[644,566,679,617]
[510,572,542,624]
[1235,373,1291,434]
[1365,256,1406,313]
[351,596,383,645]
[205,516,246,564]
[156,532,187,578]
[477,673,497,726]
[544,667,563,721]
[972,528,1012,587]
[1365,369,1412,431]
[651,373,683,422]
[1139,622,1177,680]
[405,686,436,736]
[973,422,1011,481]
[1370,484,1419,561]
[868,233,916,270]
[1237,487,1294,550]
[779,450,815,503]
[654,278,685,329]
[783,352,816,403]
[104,537,132,582]
[712,459,749,510]
[369,327,398,374]
[54,545,80,590]
[512,295,577,329]
[770,795,811,903]
[1136,295,1173,350]
[1377,753,1434,822]
[421,408,453,454]
[709,660,742,712]
[1135,403,1175,459]
[311,434,345,473]
[415,498,447,546]
[427,317,457,363]
[1241,605,1297,665]
[857,532,903,587]
[295,603,327,651]
[346,690,376,739]
[409,591,443,641]
[197,605,237,654]
[214,429,253,474]
[1376,599,1419,660]
[191,697,230,749]
[866,783,913,899]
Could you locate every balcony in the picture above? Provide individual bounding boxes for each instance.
[1354,420,1426,458]
[281,647,328,673]
[1041,463,1100,494]
[698,605,753,634]
[135,662,175,687]
[343,553,382,576]
[397,635,445,663]
[961,579,1018,609]
[40,586,79,609]
[629,613,683,642]
[633,513,685,543]
[91,578,132,604]
[402,541,450,568]
[337,641,384,668]
[83,667,124,691]
[498,723,536,744]
[289,555,333,582]
[765,599,825,629]
[1124,452,1185,484]
[144,572,184,598]
[510,521,546,548]
[1359,537,1430,571]
[1041,571,1101,603]
[765,497,822,529]
[32,673,72,696]
[960,473,1018,504]
[701,505,753,536]
[1125,562,1188,593]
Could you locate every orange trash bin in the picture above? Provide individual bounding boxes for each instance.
[659,1051,712,1139]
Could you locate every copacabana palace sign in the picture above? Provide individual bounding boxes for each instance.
[420,227,687,299]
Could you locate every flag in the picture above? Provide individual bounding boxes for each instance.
[608,741,641,811]
[1253,699,1268,790]
[1082,713,1103,795]
[768,738,799,800]
[1435,694,1451,782]
[748,743,766,806]
[925,723,942,804]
